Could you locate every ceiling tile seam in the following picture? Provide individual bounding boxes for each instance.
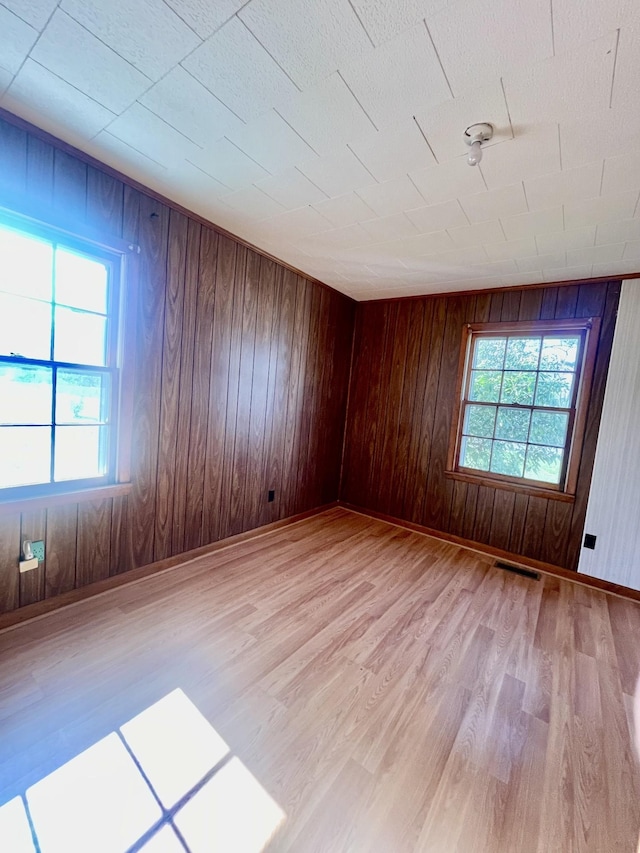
[179,64,247,124]
[3,0,61,29]
[185,160,234,193]
[155,0,224,41]
[255,174,323,208]
[248,183,288,213]
[8,1,58,85]
[406,173,428,205]
[100,101,204,153]
[478,165,489,191]
[499,78,515,142]
[235,16,302,93]
[344,144,381,183]
[16,57,117,131]
[411,115,439,164]
[549,0,555,56]
[608,27,621,109]
[52,6,158,104]
[597,160,605,198]
[458,199,472,227]
[97,130,169,171]
[346,0,376,49]
[173,61,248,125]
[422,19,455,100]
[521,180,531,213]
[272,108,321,158]
[290,166,331,199]
[336,70,378,132]
[216,135,276,183]
[497,218,508,242]
[557,124,562,171]
[633,192,640,218]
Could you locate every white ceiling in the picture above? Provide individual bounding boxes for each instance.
[1,0,640,300]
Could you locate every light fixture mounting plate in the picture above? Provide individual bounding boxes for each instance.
[463,122,494,145]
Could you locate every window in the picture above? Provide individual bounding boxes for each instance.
[447,319,600,498]
[0,212,131,501]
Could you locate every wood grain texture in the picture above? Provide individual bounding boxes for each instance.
[0,115,354,614]
[341,282,619,570]
[2,507,638,852]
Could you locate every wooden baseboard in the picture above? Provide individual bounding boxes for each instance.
[339,502,640,604]
[0,502,338,633]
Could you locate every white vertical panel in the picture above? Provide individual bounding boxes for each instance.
[578,280,640,588]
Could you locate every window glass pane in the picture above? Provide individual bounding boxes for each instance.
[529,410,569,448]
[540,336,579,371]
[534,372,574,408]
[500,371,536,405]
[0,225,53,301]
[495,407,531,442]
[460,436,492,471]
[469,370,502,402]
[490,440,526,477]
[54,307,107,366]
[0,364,52,425]
[504,336,540,370]
[54,425,108,481]
[0,293,52,360]
[56,370,110,424]
[472,337,506,369]
[463,404,496,438]
[0,426,51,488]
[55,248,109,314]
[524,445,563,484]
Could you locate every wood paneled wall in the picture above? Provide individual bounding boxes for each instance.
[0,115,355,614]
[341,282,620,571]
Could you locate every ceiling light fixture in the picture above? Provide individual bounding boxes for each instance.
[463,123,493,166]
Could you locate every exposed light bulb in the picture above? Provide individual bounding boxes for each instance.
[467,139,482,166]
[463,123,493,167]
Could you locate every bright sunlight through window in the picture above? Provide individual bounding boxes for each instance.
[1,689,285,852]
[0,218,121,497]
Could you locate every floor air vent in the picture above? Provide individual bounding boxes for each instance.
[494,561,540,581]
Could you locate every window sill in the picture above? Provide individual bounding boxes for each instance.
[444,470,576,503]
[0,482,132,517]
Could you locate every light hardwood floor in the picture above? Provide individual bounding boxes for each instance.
[2,507,640,852]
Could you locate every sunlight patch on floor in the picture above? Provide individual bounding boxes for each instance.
[3,688,285,852]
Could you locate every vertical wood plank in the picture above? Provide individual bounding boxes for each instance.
[183,226,219,549]
[244,257,277,529]
[154,210,188,561]
[45,505,78,598]
[200,234,236,544]
[282,277,312,518]
[86,167,124,236]
[19,510,46,607]
[26,136,54,208]
[229,249,260,535]
[424,295,471,531]
[171,219,201,554]
[387,301,422,517]
[76,499,112,586]
[0,515,21,612]
[122,191,169,569]
[0,121,27,196]
[521,497,549,560]
[53,149,87,221]
[265,268,297,521]
[411,297,446,524]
